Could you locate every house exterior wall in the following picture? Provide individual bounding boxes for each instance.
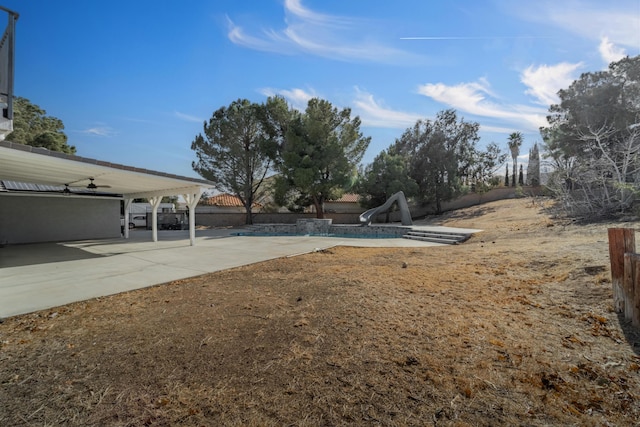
[0,194,121,244]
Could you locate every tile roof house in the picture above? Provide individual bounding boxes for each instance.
[198,193,262,213]
[324,193,362,214]
[197,192,362,215]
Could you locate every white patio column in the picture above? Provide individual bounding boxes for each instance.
[123,198,133,239]
[183,188,203,246]
[149,196,163,242]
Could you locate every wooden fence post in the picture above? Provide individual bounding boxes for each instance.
[623,253,640,323]
[608,228,636,313]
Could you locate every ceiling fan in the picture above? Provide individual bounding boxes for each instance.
[86,178,111,190]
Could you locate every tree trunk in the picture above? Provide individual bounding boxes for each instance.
[244,206,253,225]
[313,196,324,219]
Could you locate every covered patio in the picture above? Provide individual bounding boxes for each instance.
[0,141,213,246]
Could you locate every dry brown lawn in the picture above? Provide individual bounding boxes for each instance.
[1,198,639,426]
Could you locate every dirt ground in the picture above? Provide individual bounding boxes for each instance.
[1,198,639,426]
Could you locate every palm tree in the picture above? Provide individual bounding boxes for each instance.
[507,132,523,187]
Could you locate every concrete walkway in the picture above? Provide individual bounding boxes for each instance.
[0,225,481,318]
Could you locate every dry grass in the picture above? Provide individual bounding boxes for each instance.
[1,198,639,426]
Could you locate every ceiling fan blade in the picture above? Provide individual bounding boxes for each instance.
[86,178,112,190]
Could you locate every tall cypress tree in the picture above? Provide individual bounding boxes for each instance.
[526,143,540,186]
[518,164,524,186]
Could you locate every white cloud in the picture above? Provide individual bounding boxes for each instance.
[417,79,548,132]
[282,0,352,26]
[259,87,317,111]
[599,36,627,65]
[226,16,291,55]
[121,117,157,124]
[550,5,640,48]
[261,86,422,128]
[226,0,422,64]
[80,126,115,137]
[174,111,203,123]
[513,1,640,50]
[352,88,422,129]
[520,62,583,106]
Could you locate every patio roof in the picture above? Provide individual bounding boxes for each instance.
[0,141,215,245]
[0,141,213,199]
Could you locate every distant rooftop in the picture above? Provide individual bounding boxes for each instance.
[330,193,359,203]
[200,193,262,208]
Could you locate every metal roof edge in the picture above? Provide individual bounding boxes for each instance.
[0,141,215,187]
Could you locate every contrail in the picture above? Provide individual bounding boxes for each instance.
[400,36,553,40]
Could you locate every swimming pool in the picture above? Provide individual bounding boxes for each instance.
[233,231,402,239]
[234,221,413,239]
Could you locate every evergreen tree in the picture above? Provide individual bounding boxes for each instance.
[505,164,509,187]
[8,97,74,154]
[518,164,524,186]
[191,99,274,225]
[526,143,540,186]
[356,150,418,222]
[392,110,480,214]
[273,98,370,218]
[356,150,418,209]
[541,55,640,215]
[469,142,507,191]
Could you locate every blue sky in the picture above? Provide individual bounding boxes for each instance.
[4,0,639,178]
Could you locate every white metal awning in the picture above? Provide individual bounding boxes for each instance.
[0,141,212,198]
[0,141,214,245]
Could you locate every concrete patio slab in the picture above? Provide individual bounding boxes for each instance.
[0,225,481,318]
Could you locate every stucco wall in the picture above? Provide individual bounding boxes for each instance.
[195,206,246,214]
[0,194,121,244]
[194,211,362,227]
[324,201,362,214]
